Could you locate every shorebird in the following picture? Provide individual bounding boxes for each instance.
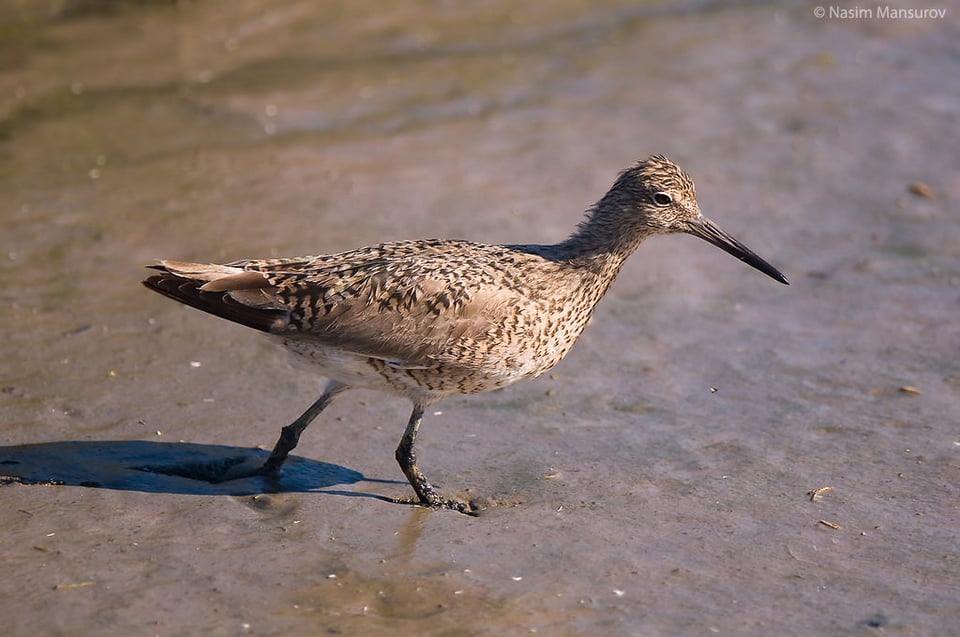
[143,154,787,513]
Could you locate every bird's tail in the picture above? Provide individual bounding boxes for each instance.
[143,260,285,333]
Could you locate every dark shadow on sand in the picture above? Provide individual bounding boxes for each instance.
[0,440,402,498]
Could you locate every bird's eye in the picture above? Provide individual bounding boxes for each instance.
[653,192,673,206]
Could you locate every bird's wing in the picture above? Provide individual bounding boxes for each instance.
[144,241,532,369]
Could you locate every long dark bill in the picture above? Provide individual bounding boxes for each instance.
[687,217,789,285]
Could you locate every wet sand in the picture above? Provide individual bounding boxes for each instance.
[2,1,958,635]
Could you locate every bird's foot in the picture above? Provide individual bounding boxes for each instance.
[254,460,283,480]
[392,493,481,516]
[205,456,283,483]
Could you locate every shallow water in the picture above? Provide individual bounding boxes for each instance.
[2,1,958,635]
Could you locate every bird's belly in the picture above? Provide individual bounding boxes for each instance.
[279,337,529,400]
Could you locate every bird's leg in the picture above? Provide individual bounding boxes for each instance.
[394,403,473,514]
[258,380,348,476]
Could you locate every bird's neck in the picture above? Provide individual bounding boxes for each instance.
[527,214,650,317]
[553,205,654,274]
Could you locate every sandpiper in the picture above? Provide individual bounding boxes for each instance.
[143,154,787,513]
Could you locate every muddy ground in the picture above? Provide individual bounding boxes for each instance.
[1,1,958,635]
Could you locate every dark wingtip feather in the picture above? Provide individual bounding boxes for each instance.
[142,273,282,334]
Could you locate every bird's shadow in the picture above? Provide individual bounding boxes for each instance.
[0,439,402,498]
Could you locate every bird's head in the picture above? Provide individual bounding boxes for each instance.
[603,154,788,284]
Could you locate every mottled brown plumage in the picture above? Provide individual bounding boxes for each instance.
[143,154,787,513]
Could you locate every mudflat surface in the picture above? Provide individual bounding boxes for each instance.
[2,2,958,635]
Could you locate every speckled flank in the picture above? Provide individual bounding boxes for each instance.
[142,155,787,512]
